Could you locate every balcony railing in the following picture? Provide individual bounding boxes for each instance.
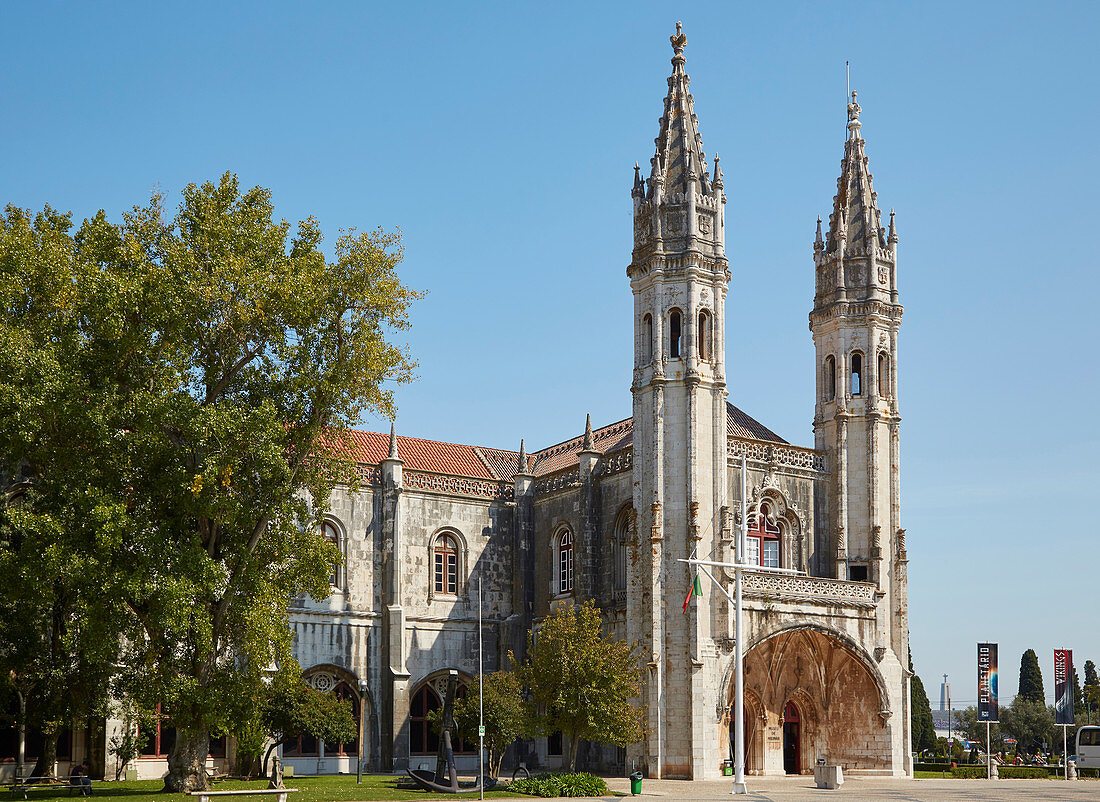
[741,571,877,608]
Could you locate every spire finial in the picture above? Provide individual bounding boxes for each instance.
[582,413,595,450]
[712,154,723,189]
[848,90,861,122]
[632,161,645,197]
[517,438,528,473]
[814,216,824,251]
[670,21,687,64]
[387,421,399,460]
[888,209,898,244]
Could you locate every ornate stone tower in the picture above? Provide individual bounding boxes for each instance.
[810,91,907,659]
[626,23,729,779]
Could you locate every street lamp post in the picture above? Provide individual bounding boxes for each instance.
[357,679,368,784]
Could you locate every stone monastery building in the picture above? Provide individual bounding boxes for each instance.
[290,25,911,780]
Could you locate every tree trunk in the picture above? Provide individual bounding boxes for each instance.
[567,734,579,774]
[30,732,58,778]
[163,728,209,792]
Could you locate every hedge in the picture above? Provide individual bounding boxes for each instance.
[997,766,1051,779]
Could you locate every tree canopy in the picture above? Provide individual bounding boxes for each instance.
[908,652,937,754]
[1017,649,1045,705]
[434,671,528,779]
[0,176,420,790]
[512,601,645,773]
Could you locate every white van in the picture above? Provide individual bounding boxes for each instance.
[1076,726,1100,769]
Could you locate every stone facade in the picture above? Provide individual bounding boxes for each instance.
[286,24,911,781]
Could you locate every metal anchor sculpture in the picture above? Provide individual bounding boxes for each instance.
[406,671,495,794]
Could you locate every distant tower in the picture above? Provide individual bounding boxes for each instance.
[940,674,951,711]
[810,90,907,655]
[627,22,729,779]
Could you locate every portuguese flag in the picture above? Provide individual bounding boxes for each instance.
[682,573,703,612]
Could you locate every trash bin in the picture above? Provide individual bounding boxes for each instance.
[722,761,733,776]
[629,771,643,795]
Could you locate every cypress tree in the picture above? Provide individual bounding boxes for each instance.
[1071,666,1084,712]
[1018,649,1045,704]
[1085,660,1099,689]
[908,648,937,752]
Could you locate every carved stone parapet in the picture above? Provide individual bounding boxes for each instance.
[740,572,877,608]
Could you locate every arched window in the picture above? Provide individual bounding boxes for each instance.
[612,511,631,595]
[323,520,342,589]
[433,533,459,596]
[850,352,863,396]
[323,682,360,756]
[746,503,781,569]
[642,314,653,364]
[824,355,836,401]
[557,528,574,595]
[410,683,473,755]
[669,309,682,359]
[878,352,889,398]
[697,310,712,361]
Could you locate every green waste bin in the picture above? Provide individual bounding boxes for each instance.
[630,771,643,795]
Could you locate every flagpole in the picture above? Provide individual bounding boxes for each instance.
[986,721,990,779]
[478,577,485,801]
[732,454,747,795]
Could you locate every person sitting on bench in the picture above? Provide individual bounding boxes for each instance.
[70,760,92,796]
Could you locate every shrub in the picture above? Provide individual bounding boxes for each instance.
[509,772,610,797]
[998,766,1050,779]
[951,765,987,779]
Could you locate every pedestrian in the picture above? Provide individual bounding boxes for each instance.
[70,760,92,797]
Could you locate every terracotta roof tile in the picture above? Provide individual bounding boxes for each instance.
[339,401,785,482]
[726,402,788,444]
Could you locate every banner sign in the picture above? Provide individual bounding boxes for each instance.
[977,642,998,721]
[1054,649,1075,725]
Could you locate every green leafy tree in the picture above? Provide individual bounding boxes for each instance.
[1071,665,1084,714]
[954,706,1001,750]
[1085,660,1099,688]
[1000,697,1053,754]
[907,650,937,753]
[512,601,645,772]
[431,671,529,779]
[0,176,420,791]
[253,672,357,776]
[1017,649,1045,704]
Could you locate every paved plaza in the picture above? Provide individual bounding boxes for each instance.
[597,775,1100,801]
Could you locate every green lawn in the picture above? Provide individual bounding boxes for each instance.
[20,775,526,802]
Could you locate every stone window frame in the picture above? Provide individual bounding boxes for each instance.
[668,307,683,359]
[641,313,654,364]
[554,525,574,597]
[877,350,890,399]
[409,670,477,756]
[322,516,348,592]
[697,308,713,362]
[823,354,836,402]
[611,506,632,597]
[849,350,864,397]
[427,527,467,602]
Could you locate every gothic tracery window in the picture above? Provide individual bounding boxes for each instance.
[746,503,781,568]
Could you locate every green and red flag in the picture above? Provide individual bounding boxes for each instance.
[683,573,703,612]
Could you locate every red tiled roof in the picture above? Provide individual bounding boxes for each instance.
[339,429,520,480]
[529,418,634,476]
[339,401,784,480]
[726,402,788,444]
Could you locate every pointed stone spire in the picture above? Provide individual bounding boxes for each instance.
[825,90,883,256]
[387,421,399,460]
[517,438,528,474]
[648,21,710,196]
[814,216,824,254]
[712,154,723,189]
[888,208,898,245]
[632,162,645,198]
[582,413,595,451]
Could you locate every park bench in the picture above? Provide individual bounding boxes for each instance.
[187,788,298,802]
[5,776,97,800]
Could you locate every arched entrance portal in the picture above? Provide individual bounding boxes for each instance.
[724,627,891,775]
[782,702,800,774]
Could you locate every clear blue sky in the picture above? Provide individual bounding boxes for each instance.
[4,1,1098,711]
